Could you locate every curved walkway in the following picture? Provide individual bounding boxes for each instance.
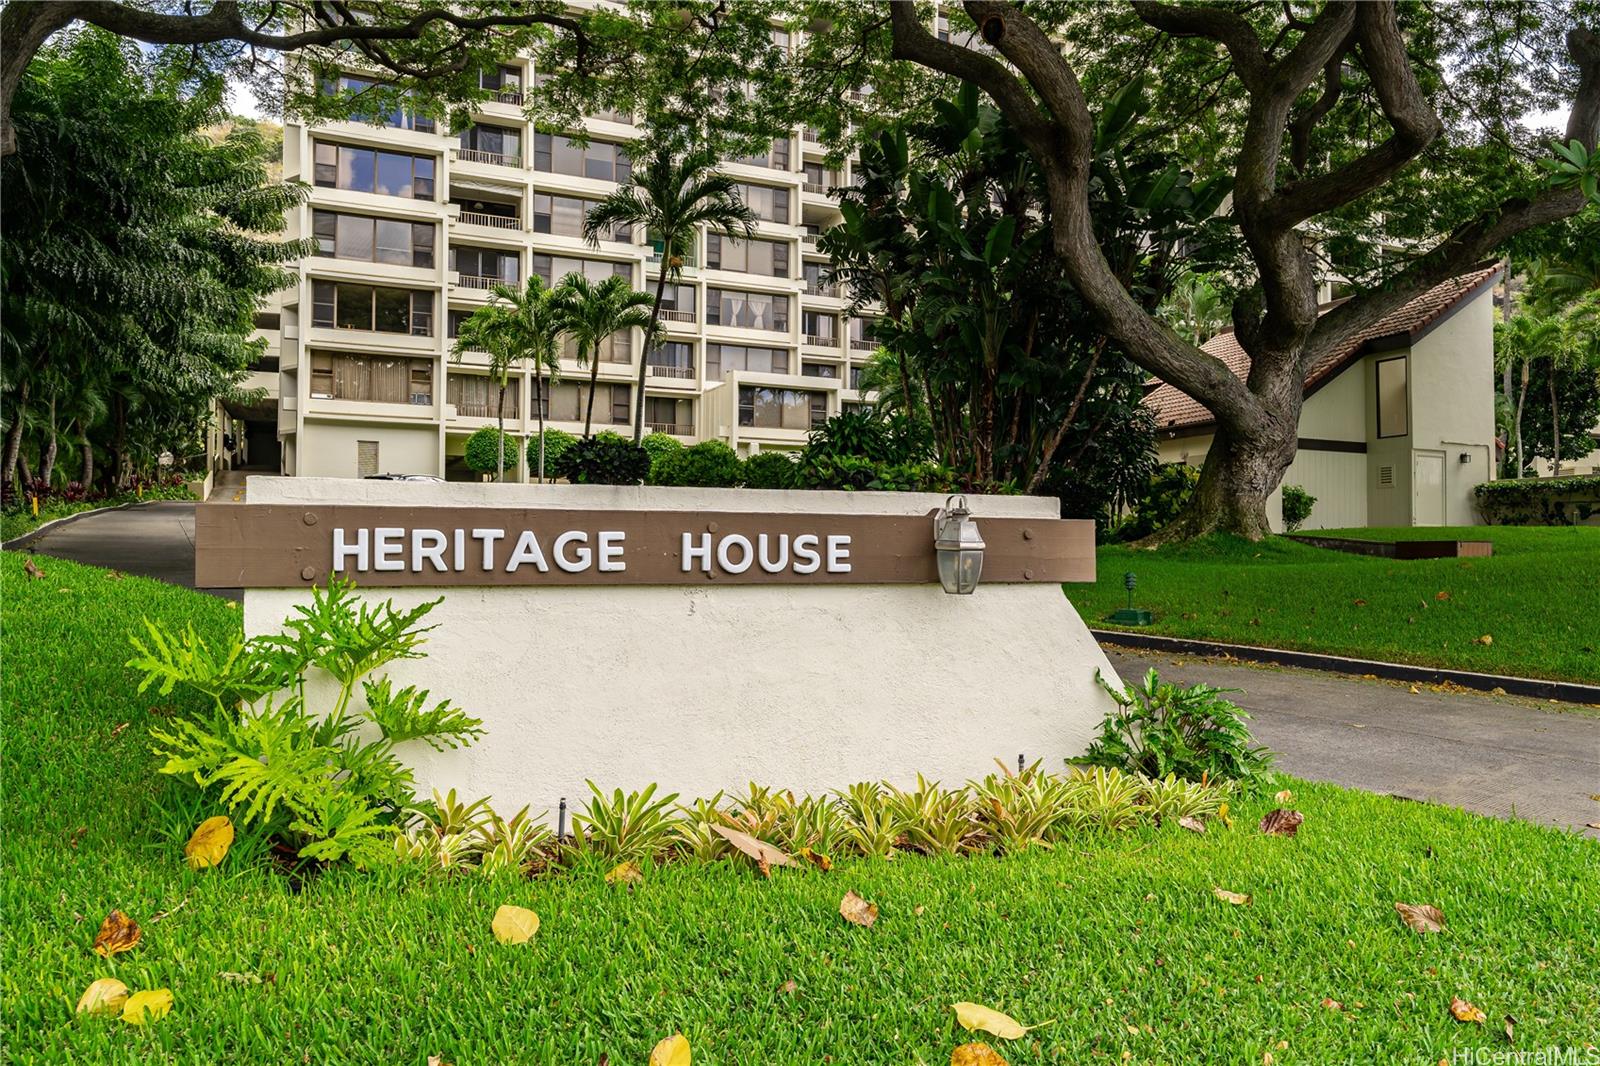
[17,500,238,599]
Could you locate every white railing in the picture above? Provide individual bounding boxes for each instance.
[804,334,838,348]
[647,422,693,434]
[803,181,827,194]
[648,364,695,379]
[851,339,875,351]
[660,309,696,323]
[455,274,507,290]
[458,211,521,230]
[805,282,838,297]
[801,235,821,251]
[455,148,519,167]
[493,89,524,105]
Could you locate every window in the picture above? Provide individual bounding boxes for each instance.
[648,341,695,378]
[357,440,380,477]
[705,288,788,331]
[458,124,521,166]
[801,362,838,378]
[478,64,522,100]
[448,373,519,418]
[734,138,790,171]
[803,262,834,296]
[533,134,630,182]
[253,312,281,331]
[312,211,435,267]
[849,365,864,390]
[532,254,632,287]
[533,193,630,240]
[705,344,789,377]
[802,311,838,345]
[705,235,789,278]
[310,281,433,335]
[802,162,838,190]
[733,182,790,223]
[738,386,826,430]
[850,317,877,350]
[645,396,693,433]
[1376,356,1408,438]
[451,246,519,285]
[320,75,434,132]
[658,283,697,321]
[313,142,435,200]
[561,330,632,364]
[310,351,434,405]
[545,382,631,424]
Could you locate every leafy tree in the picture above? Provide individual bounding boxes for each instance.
[547,273,656,438]
[1,30,304,495]
[450,276,564,482]
[584,143,756,443]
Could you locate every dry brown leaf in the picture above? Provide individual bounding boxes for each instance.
[1258,809,1304,837]
[1450,997,1487,1024]
[605,861,643,886]
[1473,634,1493,646]
[490,905,540,945]
[797,847,833,872]
[951,1002,1051,1039]
[1212,887,1252,906]
[777,980,798,995]
[75,978,129,1016]
[1504,1015,1516,1044]
[1395,902,1445,934]
[1321,998,1344,1011]
[648,1032,690,1066]
[92,910,141,957]
[711,824,794,877]
[1274,789,1294,804]
[1177,816,1206,834]
[184,816,234,870]
[951,1042,1011,1066]
[1435,590,1451,601]
[913,905,926,916]
[839,890,879,928]
[121,989,173,1025]
[1586,823,1600,830]
[23,558,43,579]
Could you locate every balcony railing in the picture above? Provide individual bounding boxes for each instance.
[453,400,518,419]
[455,274,512,290]
[493,89,524,105]
[458,211,522,230]
[801,234,821,251]
[647,421,693,435]
[805,281,838,297]
[659,309,696,323]
[804,334,838,348]
[648,364,695,379]
[802,181,827,195]
[455,148,520,167]
[851,339,876,351]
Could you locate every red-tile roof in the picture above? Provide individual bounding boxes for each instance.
[1146,265,1502,433]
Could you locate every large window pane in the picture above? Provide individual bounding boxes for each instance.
[339,146,375,192]
[373,287,410,333]
[336,214,374,260]
[1376,357,1408,438]
[374,220,411,265]
[335,284,373,330]
[375,151,412,197]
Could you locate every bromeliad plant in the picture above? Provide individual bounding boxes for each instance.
[128,579,484,867]
[1077,669,1276,787]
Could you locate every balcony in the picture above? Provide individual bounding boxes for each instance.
[458,211,522,230]
[804,334,839,348]
[647,421,694,435]
[801,234,821,252]
[804,281,839,298]
[454,274,510,291]
[455,148,520,168]
[659,309,696,324]
[493,89,524,106]
[802,182,827,195]
[851,339,876,351]
[648,364,695,379]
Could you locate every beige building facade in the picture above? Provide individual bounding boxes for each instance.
[260,62,877,481]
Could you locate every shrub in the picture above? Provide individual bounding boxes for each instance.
[462,427,519,479]
[557,434,650,485]
[526,429,577,478]
[653,439,745,487]
[1075,668,1275,787]
[1475,474,1600,525]
[1111,463,1201,541]
[127,579,483,867]
[640,432,685,483]
[742,450,799,489]
[1281,484,1316,532]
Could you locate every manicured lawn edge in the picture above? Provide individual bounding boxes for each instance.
[2,494,191,547]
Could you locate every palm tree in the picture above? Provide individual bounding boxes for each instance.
[451,275,565,482]
[548,273,656,437]
[583,143,756,443]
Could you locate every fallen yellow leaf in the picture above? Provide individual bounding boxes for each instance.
[1395,902,1445,934]
[75,978,129,1016]
[1450,996,1487,1024]
[92,910,141,957]
[951,1042,1010,1066]
[1217,803,1234,830]
[648,1032,690,1066]
[1274,789,1293,804]
[711,824,794,877]
[184,816,234,871]
[1212,888,1252,906]
[839,890,879,928]
[951,1002,1051,1040]
[1473,634,1493,646]
[121,988,173,1025]
[491,905,540,945]
[606,861,644,886]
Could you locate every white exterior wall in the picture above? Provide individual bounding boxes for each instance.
[296,422,439,480]
[241,479,1120,816]
[1407,290,1497,524]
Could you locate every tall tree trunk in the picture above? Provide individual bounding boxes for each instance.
[2,379,27,488]
[110,394,127,490]
[533,369,547,482]
[39,393,57,487]
[1549,361,1561,476]
[495,380,507,481]
[634,262,671,444]
[1513,360,1529,477]
[582,342,599,437]
[1026,341,1104,493]
[80,432,94,487]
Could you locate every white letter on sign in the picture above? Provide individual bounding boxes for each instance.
[553,531,592,572]
[373,527,405,572]
[717,534,753,574]
[827,535,852,573]
[792,534,821,574]
[757,533,788,573]
[682,532,712,572]
[597,531,626,572]
[412,529,448,573]
[504,530,549,573]
[472,528,504,570]
[332,527,368,572]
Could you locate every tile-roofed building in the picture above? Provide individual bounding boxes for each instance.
[1149,265,1503,531]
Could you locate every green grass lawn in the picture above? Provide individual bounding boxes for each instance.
[1074,526,1600,683]
[4,551,1598,1064]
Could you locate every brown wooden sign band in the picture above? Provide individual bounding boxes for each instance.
[194,505,1094,588]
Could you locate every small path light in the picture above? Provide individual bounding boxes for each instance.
[1108,570,1154,626]
[934,495,985,595]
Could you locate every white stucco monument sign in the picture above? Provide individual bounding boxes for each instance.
[198,478,1124,814]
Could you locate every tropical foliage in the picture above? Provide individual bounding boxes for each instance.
[1078,670,1277,788]
[547,273,656,437]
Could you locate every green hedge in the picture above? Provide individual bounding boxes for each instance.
[1475,474,1600,525]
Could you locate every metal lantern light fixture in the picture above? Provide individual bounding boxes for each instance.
[933,495,986,595]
